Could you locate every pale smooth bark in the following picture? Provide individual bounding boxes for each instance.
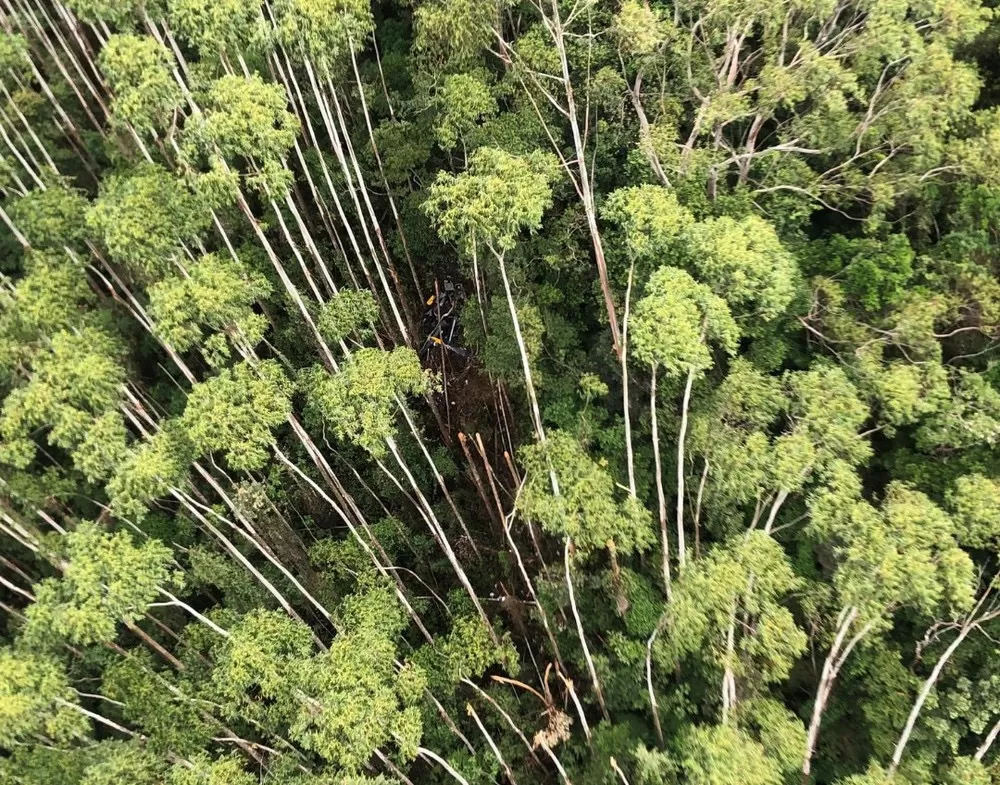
[650,369,672,599]
[542,0,621,356]
[802,607,873,782]
[975,717,1000,761]
[467,702,518,785]
[621,264,637,498]
[419,747,470,785]
[890,592,1000,776]
[647,619,666,746]
[565,537,610,721]
[888,623,973,776]
[676,368,695,571]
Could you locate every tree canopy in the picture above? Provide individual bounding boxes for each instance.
[2,1,1000,785]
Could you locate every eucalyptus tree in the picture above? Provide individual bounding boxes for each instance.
[2,0,1000,784]
[98,34,181,138]
[87,164,211,280]
[147,252,272,366]
[424,146,558,447]
[0,649,90,747]
[611,0,991,212]
[0,326,127,480]
[801,475,977,781]
[657,532,806,722]
[22,521,180,646]
[631,266,738,577]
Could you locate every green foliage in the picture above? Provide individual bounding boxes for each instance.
[807,235,915,311]
[737,698,807,775]
[148,252,271,364]
[181,360,293,471]
[0,250,96,375]
[213,609,315,726]
[680,216,800,323]
[371,120,434,185]
[7,185,89,249]
[0,327,125,472]
[631,266,739,377]
[613,0,670,57]
[415,615,518,691]
[271,0,373,70]
[771,364,872,492]
[24,521,179,646]
[289,598,425,768]
[860,354,950,435]
[166,0,268,56]
[811,476,976,623]
[63,0,150,27]
[107,421,194,521]
[78,741,166,785]
[188,545,276,611]
[316,288,379,344]
[87,164,211,279]
[603,186,693,261]
[7,3,1000,784]
[832,764,897,785]
[463,296,545,385]
[424,147,558,251]
[198,75,300,166]
[0,745,92,785]
[413,0,505,69]
[674,723,784,785]
[213,588,423,771]
[301,347,429,457]
[662,533,806,687]
[947,474,1000,549]
[434,73,497,150]
[918,370,1000,450]
[0,650,89,748]
[518,430,655,556]
[73,412,131,483]
[103,653,211,755]
[309,518,405,585]
[0,32,29,75]
[169,754,257,785]
[168,755,256,785]
[637,722,788,785]
[687,359,788,517]
[99,35,182,134]
[941,757,994,785]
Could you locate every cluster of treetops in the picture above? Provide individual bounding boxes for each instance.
[2,0,1000,783]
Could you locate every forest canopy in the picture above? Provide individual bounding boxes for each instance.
[1,0,1000,784]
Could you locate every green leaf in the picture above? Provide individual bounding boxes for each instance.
[24,521,179,646]
[181,359,293,471]
[0,649,89,748]
[518,430,655,557]
[301,347,429,457]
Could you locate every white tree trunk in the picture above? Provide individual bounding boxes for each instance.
[621,265,637,498]
[888,622,974,775]
[650,369,671,599]
[565,537,609,721]
[676,368,695,571]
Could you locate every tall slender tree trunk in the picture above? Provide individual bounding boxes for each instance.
[385,436,500,645]
[976,717,1000,761]
[802,607,872,783]
[888,622,974,776]
[676,368,695,571]
[621,264,636,498]
[650,370,672,599]
[565,537,609,721]
[647,619,666,746]
[545,0,621,357]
